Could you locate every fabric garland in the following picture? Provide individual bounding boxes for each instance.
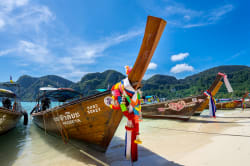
[204,90,216,118]
[110,66,142,162]
[218,72,233,93]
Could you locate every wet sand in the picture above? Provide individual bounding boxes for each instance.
[1,104,250,166]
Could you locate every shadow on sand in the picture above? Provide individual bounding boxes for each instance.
[34,123,182,166]
[0,122,28,166]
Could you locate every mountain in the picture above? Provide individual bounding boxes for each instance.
[142,65,250,99]
[16,65,249,101]
[71,70,125,96]
[17,75,74,101]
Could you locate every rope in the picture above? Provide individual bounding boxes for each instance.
[56,110,69,142]
[43,114,47,135]
[51,110,69,144]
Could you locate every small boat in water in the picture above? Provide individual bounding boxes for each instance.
[31,16,166,151]
[141,73,225,121]
[0,82,28,135]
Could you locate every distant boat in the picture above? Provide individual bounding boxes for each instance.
[0,82,28,135]
[239,92,250,108]
[31,16,167,151]
[205,100,238,110]
[141,73,225,121]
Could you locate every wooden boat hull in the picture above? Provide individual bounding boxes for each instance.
[142,94,207,121]
[32,91,123,152]
[206,101,238,110]
[246,102,250,108]
[0,107,22,135]
[142,74,224,120]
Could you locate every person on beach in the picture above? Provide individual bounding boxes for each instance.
[41,97,51,111]
[2,98,12,109]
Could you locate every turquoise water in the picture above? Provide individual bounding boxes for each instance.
[0,102,181,166]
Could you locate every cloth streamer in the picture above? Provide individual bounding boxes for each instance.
[110,67,142,162]
[218,72,233,92]
[204,90,216,117]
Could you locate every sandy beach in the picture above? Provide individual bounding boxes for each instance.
[105,108,250,166]
[3,108,250,166]
[133,108,250,166]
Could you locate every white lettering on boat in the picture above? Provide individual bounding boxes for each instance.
[86,104,101,114]
[0,114,6,125]
[53,112,81,125]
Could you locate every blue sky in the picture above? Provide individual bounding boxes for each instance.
[0,0,249,82]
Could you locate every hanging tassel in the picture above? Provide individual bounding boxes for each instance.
[223,76,233,92]
[218,72,233,92]
[110,67,142,163]
[125,125,132,159]
[204,90,216,118]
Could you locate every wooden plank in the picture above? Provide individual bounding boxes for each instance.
[128,16,166,89]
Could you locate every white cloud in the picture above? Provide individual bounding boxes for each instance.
[0,0,143,81]
[0,0,54,31]
[61,70,88,81]
[208,4,233,22]
[171,52,189,61]
[170,63,194,73]
[163,5,202,18]
[0,29,142,80]
[0,49,15,56]
[68,29,143,65]
[148,62,157,70]
[0,0,29,12]
[140,0,234,28]
[17,40,51,63]
[0,19,5,28]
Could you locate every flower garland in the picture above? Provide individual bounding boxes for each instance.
[110,66,142,162]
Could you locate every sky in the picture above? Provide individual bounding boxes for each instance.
[0,0,249,82]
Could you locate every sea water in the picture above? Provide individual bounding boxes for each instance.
[0,102,241,166]
[0,102,182,166]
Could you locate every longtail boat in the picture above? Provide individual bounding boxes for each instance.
[31,16,166,152]
[206,100,238,110]
[141,73,225,121]
[193,78,223,116]
[0,82,28,135]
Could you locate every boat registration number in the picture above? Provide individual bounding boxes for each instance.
[86,104,101,114]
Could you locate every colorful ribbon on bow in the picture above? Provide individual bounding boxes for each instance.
[218,72,233,93]
[204,90,216,118]
[110,66,142,162]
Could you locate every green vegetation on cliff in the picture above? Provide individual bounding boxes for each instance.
[16,65,249,101]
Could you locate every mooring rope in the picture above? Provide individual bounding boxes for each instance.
[43,114,47,135]
[51,110,68,144]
